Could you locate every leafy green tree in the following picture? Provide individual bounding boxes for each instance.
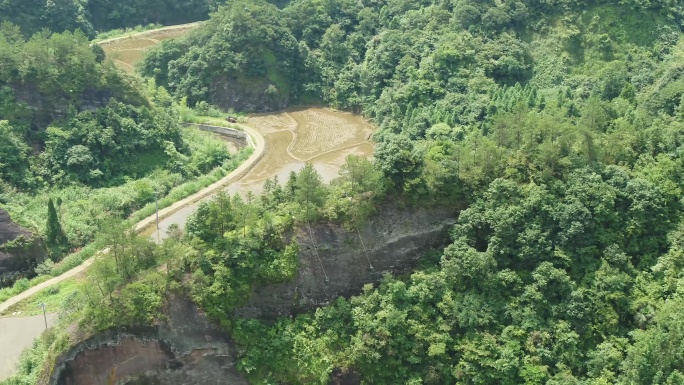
[373,136,422,192]
[0,120,29,186]
[295,163,326,222]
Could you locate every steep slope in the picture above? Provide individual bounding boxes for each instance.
[0,209,46,286]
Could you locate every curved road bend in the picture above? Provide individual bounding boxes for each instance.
[0,124,264,380]
[0,314,58,379]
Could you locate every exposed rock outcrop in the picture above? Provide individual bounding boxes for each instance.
[234,205,457,319]
[10,83,114,131]
[49,297,248,385]
[48,206,456,384]
[0,208,47,287]
[209,75,290,112]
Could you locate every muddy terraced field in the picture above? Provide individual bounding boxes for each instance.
[99,24,196,72]
[228,107,374,194]
[152,107,375,239]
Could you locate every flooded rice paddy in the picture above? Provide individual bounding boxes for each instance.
[228,107,374,194]
[149,107,374,240]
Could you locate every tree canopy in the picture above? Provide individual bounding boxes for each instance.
[136,1,684,384]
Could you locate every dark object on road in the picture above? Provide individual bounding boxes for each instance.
[226,116,238,123]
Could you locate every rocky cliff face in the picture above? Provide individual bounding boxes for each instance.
[234,205,457,319]
[10,83,114,131]
[48,206,457,384]
[49,297,248,385]
[0,208,47,287]
[209,75,290,113]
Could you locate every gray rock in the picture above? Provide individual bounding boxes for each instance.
[209,75,290,113]
[234,205,457,319]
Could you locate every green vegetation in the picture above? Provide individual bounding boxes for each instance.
[92,23,164,42]
[5,0,684,384]
[0,0,295,38]
[0,0,214,38]
[140,1,299,107]
[137,1,684,384]
[0,24,251,290]
[44,198,67,256]
[1,156,384,384]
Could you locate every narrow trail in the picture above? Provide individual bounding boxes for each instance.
[95,22,200,46]
[114,59,136,71]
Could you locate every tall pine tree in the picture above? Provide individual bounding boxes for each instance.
[46,198,67,256]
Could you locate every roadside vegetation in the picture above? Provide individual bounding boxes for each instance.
[0,24,252,293]
[92,23,164,42]
[2,157,385,385]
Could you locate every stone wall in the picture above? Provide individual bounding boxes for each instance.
[209,75,290,113]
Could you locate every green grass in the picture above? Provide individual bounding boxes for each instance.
[127,146,253,228]
[0,276,51,304]
[0,278,80,317]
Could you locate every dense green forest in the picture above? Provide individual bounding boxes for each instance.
[0,0,215,37]
[0,0,293,38]
[4,0,684,384]
[137,0,684,384]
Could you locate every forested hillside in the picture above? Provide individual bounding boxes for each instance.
[4,0,684,384]
[138,0,684,383]
[0,23,235,268]
[0,0,215,37]
[0,0,294,38]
